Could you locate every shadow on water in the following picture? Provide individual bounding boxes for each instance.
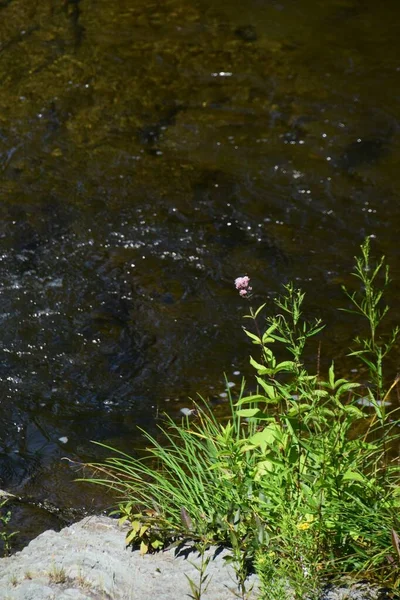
[1,0,400,547]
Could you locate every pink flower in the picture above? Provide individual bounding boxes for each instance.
[235,276,250,290]
[235,275,252,297]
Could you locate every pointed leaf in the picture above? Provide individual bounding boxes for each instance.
[140,541,149,555]
[342,470,366,483]
[250,356,269,374]
[126,530,137,545]
[243,329,262,344]
[274,361,297,373]
[256,377,276,399]
[249,425,282,449]
[236,408,263,418]
[288,403,311,416]
[139,525,150,537]
[342,405,365,419]
[254,303,267,318]
[235,394,270,406]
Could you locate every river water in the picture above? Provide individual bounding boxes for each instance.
[1,0,400,548]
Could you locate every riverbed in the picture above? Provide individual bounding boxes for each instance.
[1,0,400,549]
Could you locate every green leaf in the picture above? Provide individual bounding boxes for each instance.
[250,356,269,374]
[319,407,335,417]
[255,367,278,376]
[269,333,288,343]
[254,459,276,478]
[262,323,278,344]
[342,470,366,483]
[342,405,365,419]
[262,336,276,345]
[131,520,141,534]
[335,383,360,397]
[256,377,277,400]
[243,329,262,344]
[254,303,267,318]
[309,324,325,337]
[126,529,138,544]
[348,350,368,357]
[274,361,297,373]
[262,346,275,361]
[249,424,282,450]
[335,378,354,387]
[236,408,263,418]
[235,394,271,406]
[313,390,329,398]
[265,322,279,335]
[287,404,311,416]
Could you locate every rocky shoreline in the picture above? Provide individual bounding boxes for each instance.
[0,516,395,600]
[0,516,260,599]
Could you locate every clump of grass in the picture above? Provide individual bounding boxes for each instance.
[84,238,400,599]
[86,384,259,557]
[48,564,67,584]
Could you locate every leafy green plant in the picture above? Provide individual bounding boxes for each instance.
[184,535,213,600]
[236,239,400,597]
[83,384,260,550]
[83,384,261,598]
[341,236,400,402]
[84,238,400,599]
[0,498,18,556]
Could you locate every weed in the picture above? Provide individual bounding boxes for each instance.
[48,564,67,584]
[75,570,91,590]
[84,238,400,599]
[0,498,18,556]
[185,539,213,600]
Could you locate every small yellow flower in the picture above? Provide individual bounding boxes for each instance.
[297,521,311,531]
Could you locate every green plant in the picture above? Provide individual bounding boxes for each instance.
[85,384,259,544]
[83,383,261,593]
[341,236,400,402]
[235,239,400,596]
[84,238,400,599]
[184,537,213,600]
[0,498,18,556]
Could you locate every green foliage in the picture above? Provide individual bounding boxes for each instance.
[341,236,400,401]
[184,537,213,600]
[84,238,400,599]
[0,499,18,556]
[84,387,261,560]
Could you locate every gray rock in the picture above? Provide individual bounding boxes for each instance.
[0,516,259,599]
[0,516,390,600]
[321,581,382,600]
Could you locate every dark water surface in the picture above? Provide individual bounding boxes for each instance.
[1,0,400,547]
